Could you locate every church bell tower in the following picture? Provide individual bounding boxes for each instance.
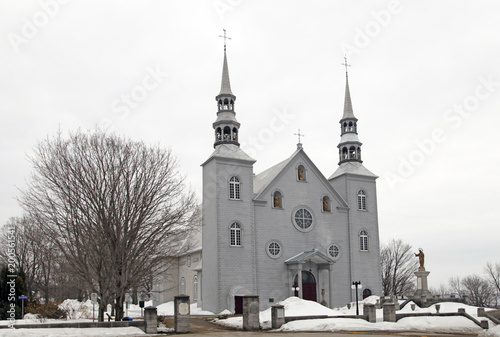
[213,29,240,148]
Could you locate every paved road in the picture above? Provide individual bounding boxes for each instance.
[155,317,479,337]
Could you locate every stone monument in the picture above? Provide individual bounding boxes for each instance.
[413,248,432,300]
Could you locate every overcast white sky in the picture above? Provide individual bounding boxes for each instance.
[1,0,499,289]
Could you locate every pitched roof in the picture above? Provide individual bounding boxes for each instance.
[285,249,332,264]
[253,149,298,194]
[202,144,255,166]
[328,161,378,180]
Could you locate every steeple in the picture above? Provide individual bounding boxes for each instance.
[213,29,240,148]
[337,57,362,164]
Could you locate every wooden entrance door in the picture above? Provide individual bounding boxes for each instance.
[293,271,317,302]
[234,296,243,314]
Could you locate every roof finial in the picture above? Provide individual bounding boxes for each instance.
[219,29,232,51]
[342,55,351,76]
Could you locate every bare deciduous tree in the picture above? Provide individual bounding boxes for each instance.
[449,275,495,307]
[20,130,196,321]
[380,239,418,296]
[484,262,500,306]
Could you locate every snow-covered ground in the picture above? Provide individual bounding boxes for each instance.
[216,296,498,335]
[1,296,498,336]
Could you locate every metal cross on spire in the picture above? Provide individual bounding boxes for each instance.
[294,129,305,144]
[219,29,232,50]
[342,55,351,74]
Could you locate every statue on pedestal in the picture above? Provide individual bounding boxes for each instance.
[414,248,425,270]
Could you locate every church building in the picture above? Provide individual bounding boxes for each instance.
[200,40,382,314]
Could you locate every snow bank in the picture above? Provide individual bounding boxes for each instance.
[0,327,145,336]
[58,299,94,319]
[215,296,487,333]
[479,324,500,337]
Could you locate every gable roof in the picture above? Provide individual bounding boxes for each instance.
[285,249,333,265]
[253,145,348,208]
[253,148,299,195]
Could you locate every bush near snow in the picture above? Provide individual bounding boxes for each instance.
[26,301,66,319]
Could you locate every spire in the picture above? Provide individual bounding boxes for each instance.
[337,57,362,165]
[213,29,239,148]
[219,48,234,96]
[218,29,233,96]
[342,56,355,119]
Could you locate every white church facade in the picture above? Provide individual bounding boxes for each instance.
[197,43,382,314]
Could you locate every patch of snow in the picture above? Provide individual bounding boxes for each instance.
[156,301,214,316]
[215,296,488,333]
[479,324,500,337]
[0,327,145,336]
[218,309,231,315]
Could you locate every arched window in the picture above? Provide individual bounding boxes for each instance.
[229,176,240,200]
[348,121,353,131]
[349,146,357,159]
[343,122,348,132]
[322,196,331,212]
[342,147,348,160]
[215,127,222,141]
[230,222,241,247]
[232,127,238,141]
[223,98,229,110]
[187,255,191,267]
[273,191,282,209]
[357,190,366,210]
[180,277,186,294]
[193,276,198,302]
[223,126,231,140]
[359,230,368,251]
[218,99,222,110]
[297,165,306,181]
[362,288,372,299]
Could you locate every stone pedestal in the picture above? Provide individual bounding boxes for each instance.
[242,295,260,331]
[174,295,190,333]
[363,303,376,323]
[383,302,396,322]
[413,269,432,297]
[271,304,285,329]
[143,306,157,334]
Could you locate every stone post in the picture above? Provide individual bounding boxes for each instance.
[242,295,260,331]
[478,308,485,317]
[174,295,190,333]
[143,306,157,334]
[271,304,285,329]
[363,303,376,323]
[480,320,489,329]
[383,302,396,322]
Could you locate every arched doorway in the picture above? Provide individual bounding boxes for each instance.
[363,288,372,299]
[293,271,317,302]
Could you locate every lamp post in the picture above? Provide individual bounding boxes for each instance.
[351,281,362,316]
